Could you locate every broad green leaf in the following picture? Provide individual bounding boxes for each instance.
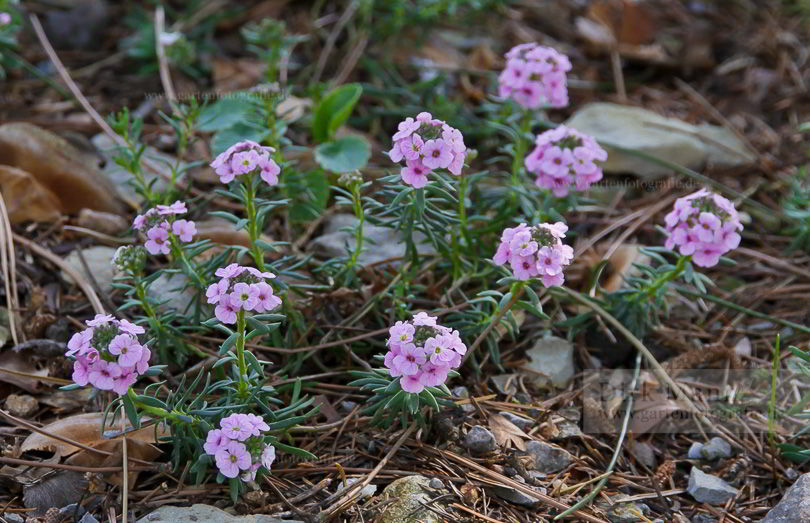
[314,136,370,173]
[198,97,260,132]
[211,122,271,156]
[283,169,330,222]
[312,83,362,142]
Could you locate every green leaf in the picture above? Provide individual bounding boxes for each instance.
[284,169,330,223]
[122,394,140,429]
[198,97,260,132]
[314,136,371,173]
[312,83,362,142]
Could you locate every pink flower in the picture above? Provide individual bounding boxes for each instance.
[259,157,281,185]
[0,13,11,25]
[494,222,574,287]
[392,117,421,141]
[220,413,253,441]
[421,140,453,170]
[67,329,93,357]
[108,334,144,367]
[172,219,196,242]
[499,43,570,109]
[510,230,538,256]
[245,267,276,279]
[232,150,262,175]
[526,126,606,196]
[215,295,240,324]
[136,346,151,374]
[73,360,90,386]
[203,429,230,455]
[261,444,276,469]
[206,279,230,305]
[400,134,424,162]
[241,463,261,482]
[118,319,145,336]
[215,441,252,478]
[133,214,147,231]
[393,344,426,376]
[419,363,449,387]
[424,336,453,365]
[693,243,724,268]
[230,282,259,311]
[536,246,562,275]
[245,413,270,434]
[253,282,281,312]
[400,374,425,394]
[145,226,170,255]
[401,160,430,188]
[511,254,539,280]
[389,321,414,344]
[215,263,245,278]
[412,312,437,326]
[112,369,138,395]
[88,360,121,391]
[156,201,187,215]
[87,314,115,328]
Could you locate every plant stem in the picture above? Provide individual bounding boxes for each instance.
[127,388,196,425]
[511,111,532,201]
[346,181,365,278]
[462,281,526,365]
[451,174,469,280]
[236,310,249,397]
[135,279,160,329]
[641,254,690,299]
[244,174,267,272]
[769,333,781,447]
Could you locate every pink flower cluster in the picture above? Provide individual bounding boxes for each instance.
[525,125,607,197]
[132,201,196,255]
[388,112,467,188]
[203,413,276,480]
[494,222,574,286]
[206,264,281,324]
[383,312,466,394]
[499,43,571,109]
[0,12,11,25]
[66,314,151,395]
[210,140,281,186]
[664,189,743,268]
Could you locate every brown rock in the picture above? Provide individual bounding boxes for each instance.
[5,393,39,417]
[0,123,126,215]
[77,208,129,236]
[0,165,62,223]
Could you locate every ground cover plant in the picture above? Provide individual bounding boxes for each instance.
[1,1,810,522]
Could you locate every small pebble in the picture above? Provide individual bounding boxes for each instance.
[464,425,497,454]
[5,394,38,417]
[428,478,444,489]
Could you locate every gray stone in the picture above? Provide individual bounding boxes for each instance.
[79,513,100,523]
[607,502,650,523]
[63,246,117,294]
[520,337,575,388]
[628,440,656,469]
[691,515,717,523]
[491,482,546,507]
[376,475,442,523]
[149,272,196,314]
[565,103,755,179]
[464,425,497,454]
[688,442,705,459]
[5,394,38,418]
[309,214,437,267]
[490,374,518,395]
[498,411,533,431]
[43,0,110,51]
[762,473,810,522]
[136,504,301,523]
[346,477,377,499]
[428,478,445,489]
[1,513,24,523]
[701,437,732,460]
[451,386,475,413]
[687,467,738,505]
[552,421,583,440]
[525,441,574,474]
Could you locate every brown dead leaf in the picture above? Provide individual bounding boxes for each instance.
[213,58,265,92]
[0,166,62,224]
[0,123,126,216]
[67,437,161,487]
[489,413,528,451]
[21,412,166,458]
[588,0,656,46]
[0,350,50,393]
[277,96,311,123]
[630,397,686,435]
[196,218,259,248]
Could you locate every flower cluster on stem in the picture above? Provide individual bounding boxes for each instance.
[664,188,743,267]
[204,413,276,480]
[494,221,574,286]
[388,112,467,188]
[525,125,607,197]
[383,312,466,394]
[133,201,197,256]
[498,43,571,109]
[206,264,281,324]
[66,314,151,395]
[210,140,281,186]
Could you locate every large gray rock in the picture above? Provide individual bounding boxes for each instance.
[491,480,546,507]
[309,214,437,267]
[520,336,575,388]
[137,504,300,523]
[63,246,117,294]
[376,475,443,523]
[762,473,810,522]
[525,441,574,474]
[565,103,755,178]
[687,467,738,505]
[149,273,196,314]
[464,425,497,454]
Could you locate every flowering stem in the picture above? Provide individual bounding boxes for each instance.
[243,174,267,273]
[346,181,365,278]
[170,238,205,289]
[135,279,160,330]
[126,388,196,425]
[641,255,690,299]
[235,310,249,398]
[451,174,470,280]
[462,281,526,365]
[511,112,532,198]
